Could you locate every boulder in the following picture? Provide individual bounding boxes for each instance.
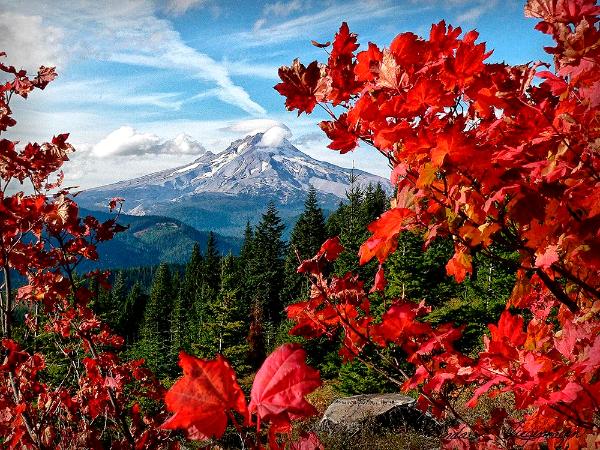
[319,393,442,436]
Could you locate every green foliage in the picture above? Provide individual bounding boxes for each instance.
[244,201,287,365]
[281,186,326,306]
[385,231,457,306]
[338,359,397,395]
[137,263,174,377]
[328,179,388,281]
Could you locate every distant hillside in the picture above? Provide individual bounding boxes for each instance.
[79,207,242,271]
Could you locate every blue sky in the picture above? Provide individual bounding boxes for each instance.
[0,0,553,188]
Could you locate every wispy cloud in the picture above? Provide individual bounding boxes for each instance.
[0,1,265,116]
[42,79,185,110]
[264,0,306,18]
[237,0,426,48]
[223,59,280,80]
[455,0,498,23]
[163,0,208,16]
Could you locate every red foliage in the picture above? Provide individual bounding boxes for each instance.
[162,344,322,449]
[0,52,175,449]
[276,1,600,448]
[162,352,248,440]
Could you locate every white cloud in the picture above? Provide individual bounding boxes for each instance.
[221,119,291,137]
[253,18,267,32]
[39,79,185,110]
[259,125,293,147]
[0,1,265,116]
[163,0,208,16]
[92,126,206,158]
[238,0,426,48]
[455,0,498,23]
[0,11,65,72]
[223,60,279,80]
[264,0,305,17]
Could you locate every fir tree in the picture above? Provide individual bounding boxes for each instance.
[203,231,220,290]
[281,187,326,305]
[245,201,286,365]
[176,243,203,353]
[118,281,146,346]
[193,254,249,372]
[138,263,173,377]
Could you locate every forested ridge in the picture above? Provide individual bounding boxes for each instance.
[37,182,513,393]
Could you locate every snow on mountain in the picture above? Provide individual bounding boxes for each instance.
[80,131,390,235]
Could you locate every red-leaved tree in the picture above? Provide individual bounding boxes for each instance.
[0,53,179,449]
[273,0,600,448]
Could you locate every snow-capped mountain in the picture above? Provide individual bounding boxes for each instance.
[79,132,390,236]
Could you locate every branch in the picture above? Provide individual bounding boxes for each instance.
[535,269,579,313]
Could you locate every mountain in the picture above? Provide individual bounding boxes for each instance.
[79,131,390,236]
[78,208,242,271]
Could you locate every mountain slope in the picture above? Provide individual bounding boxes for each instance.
[79,132,390,235]
[79,208,242,270]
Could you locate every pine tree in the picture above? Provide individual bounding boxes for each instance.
[237,221,254,314]
[174,243,203,353]
[281,187,326,305]
[138,263,173,377]
[193,253,250,372]
[332,170,366,275]
[118,281,146,346]
[203,231,220,290]
[245,201,286,366]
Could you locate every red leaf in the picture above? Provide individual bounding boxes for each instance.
[317,236,344,261]
[359,208,414,264]
[249,344,321,432]
[311,40,330,48]
[291,431,324,450]
[489,310,527,348]
[161,352,248,440]
[445,249,472,283]
[331,22,359,60]
[546,381,582,405]
[534,244,559,269]
[108,197,124,212]
[355,43,383,82]
[370,265,387,293]
[319,114,358,153]
[275,59,322,115]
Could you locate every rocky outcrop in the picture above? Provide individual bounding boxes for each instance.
[320,393,443,436]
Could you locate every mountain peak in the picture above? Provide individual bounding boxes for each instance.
[81,132,390,235]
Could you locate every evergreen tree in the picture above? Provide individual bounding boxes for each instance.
[193,254,249,372]
[203,231,220,290]
[385,231,457,306]
[137,263,173,377]
[174,243,203,353]
[237,221,254,313]
[117,281,146,346]
[245,202,286,366]
[281,186,326,305]
[332,171,367,275]
[239,221,254,265]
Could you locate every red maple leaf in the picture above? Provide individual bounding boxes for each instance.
[320,114,358,153]
[359,207,415,264]
[445,249,473,283]
[275,59,322,115]
[249,344,321,431]
[161,352,248,440]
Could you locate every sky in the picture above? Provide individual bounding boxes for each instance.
[0,0,554,189]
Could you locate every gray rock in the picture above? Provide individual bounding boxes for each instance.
[320,393,442,436]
